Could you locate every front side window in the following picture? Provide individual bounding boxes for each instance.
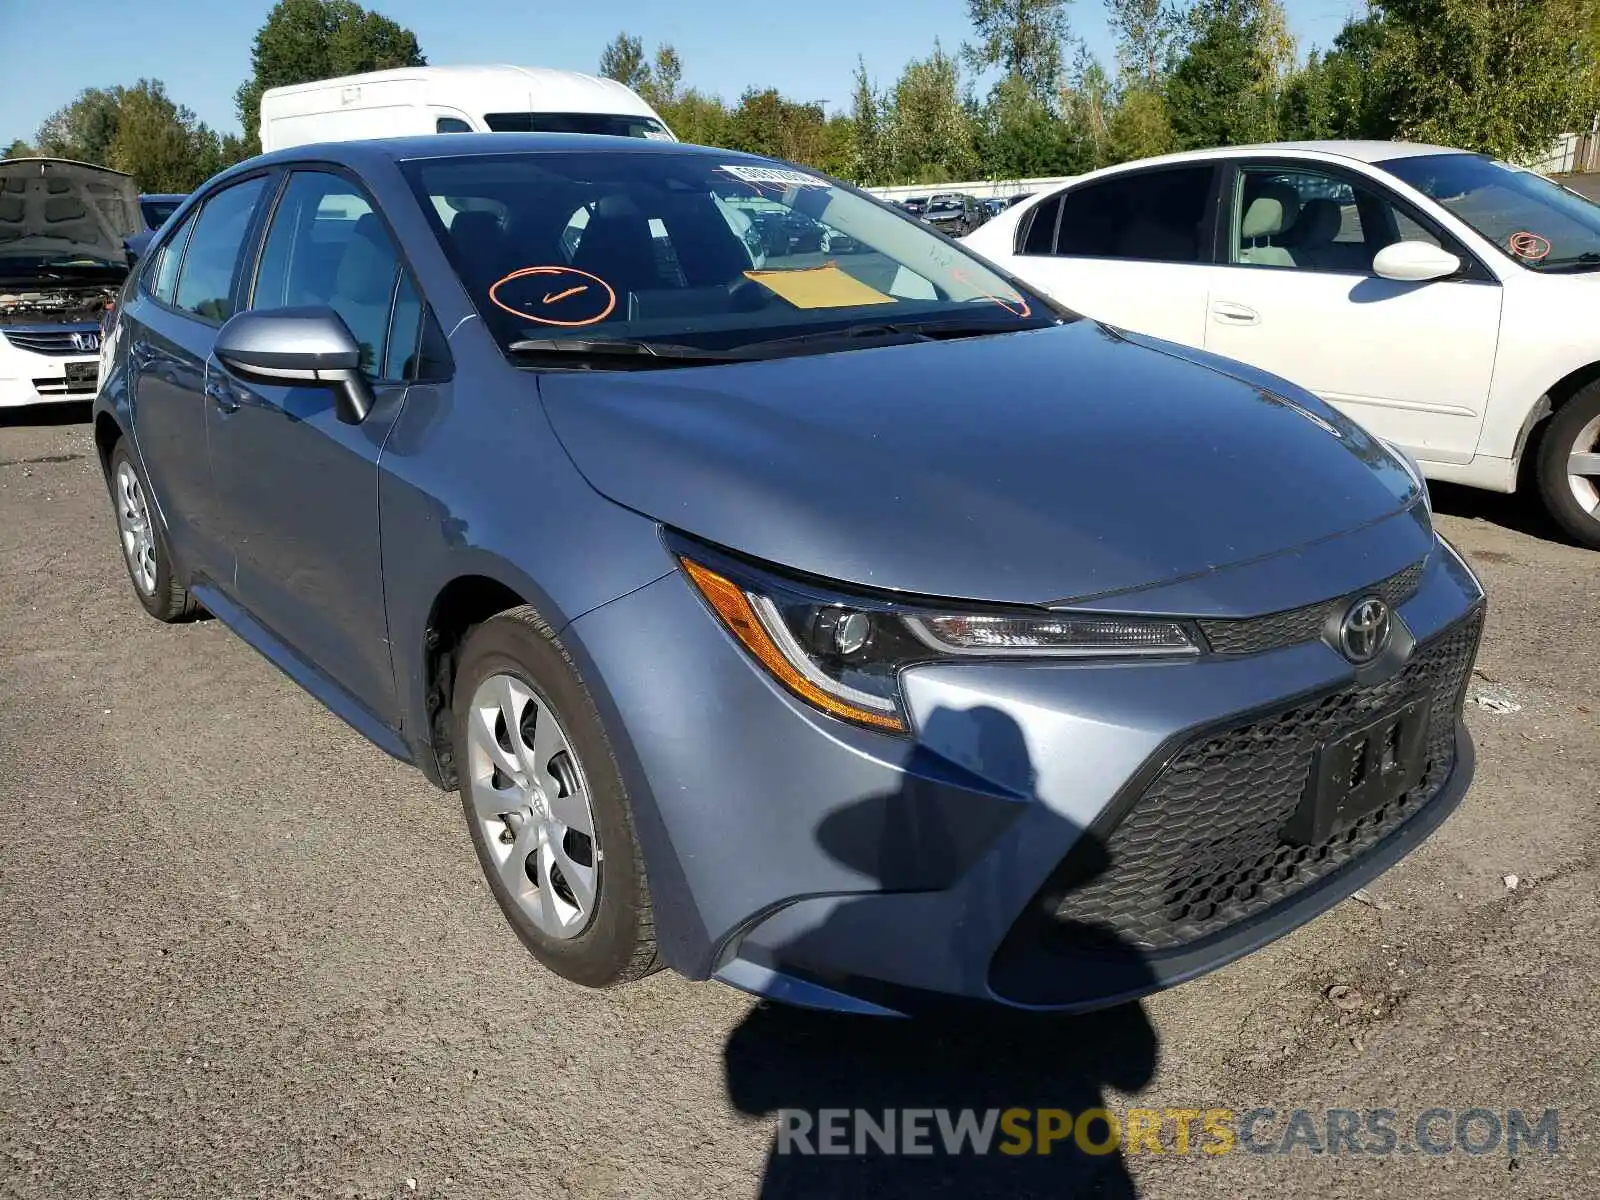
[252,170,404,379]
[1380,152,1600,272]
[405,151,1056,363]
[1052,167,1214,264]
[482,112,673,140]
[435,117,473,134]
[1231,166,1441,274]
[172,175,268,323]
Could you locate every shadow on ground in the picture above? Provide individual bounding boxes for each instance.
[723,705,1160,1198]
[0,400,92,430]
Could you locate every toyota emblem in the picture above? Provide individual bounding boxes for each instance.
[1339,596,1391,664]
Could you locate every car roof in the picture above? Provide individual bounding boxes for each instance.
[1091,140,1473,173]
[216,133,774,180]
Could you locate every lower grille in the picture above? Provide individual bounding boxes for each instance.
[1044,608,1482,955]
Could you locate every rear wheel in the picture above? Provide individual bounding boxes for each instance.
[1535,382,1600,550]
[452,606,659,988]
[107,442,197,622]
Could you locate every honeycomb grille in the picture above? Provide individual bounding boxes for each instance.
[1199,559,1427,656]
[1047,608,1482,954]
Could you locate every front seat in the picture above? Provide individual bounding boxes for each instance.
[1238,182,1300,268]
[1286,197,1342,271]
[570,195,663,298]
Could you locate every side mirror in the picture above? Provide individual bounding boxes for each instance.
[213,306,373,424]
[1372,240,1461,283]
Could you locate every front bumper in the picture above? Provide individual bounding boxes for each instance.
[569,532,1484,1014]
[0,332,100,408]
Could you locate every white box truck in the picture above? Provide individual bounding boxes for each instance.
[259,65,676,152]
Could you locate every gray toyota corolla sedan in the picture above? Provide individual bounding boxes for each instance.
[94,135,1484,1016]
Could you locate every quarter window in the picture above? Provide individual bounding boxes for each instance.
[149,212,197,304]
[252,171,407,380]
[1050,167,1214,264]
[172,176,268,322]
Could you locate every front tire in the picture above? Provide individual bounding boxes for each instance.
[1535,381,1600,550]
[107,441,197,622]
[452,606,659,988]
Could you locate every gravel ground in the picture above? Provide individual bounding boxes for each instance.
[2,404,1597,1199]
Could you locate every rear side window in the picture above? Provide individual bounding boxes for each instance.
[1019,194,1063,254]
[251,170,411,381]
[436,117,472,133]
[173,177,268,322]
[149,212,197,304]
[482,111,671,139]
[1053,167,1214,264]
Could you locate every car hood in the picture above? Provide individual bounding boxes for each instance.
[539,321,1423,606]
[0,158,141,277]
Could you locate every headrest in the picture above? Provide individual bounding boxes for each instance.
[1295,197,1342,245]
[1241,182,1300,240]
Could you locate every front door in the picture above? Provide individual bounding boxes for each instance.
[1204,162,1503,464]
[205,170,424,724]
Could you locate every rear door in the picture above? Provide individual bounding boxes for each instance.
[1005,164,1221,346]
[126,174,271,579]
[204,168,445,725]
[1202,160,1503,463]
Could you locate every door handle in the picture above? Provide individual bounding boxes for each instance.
[1211,301,1261,326]
[205,378,240,413]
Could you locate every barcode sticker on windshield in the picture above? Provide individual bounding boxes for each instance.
[720,165,829,188]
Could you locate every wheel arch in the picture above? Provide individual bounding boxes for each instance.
[1513,360,1600,483]
[93,410,124,477]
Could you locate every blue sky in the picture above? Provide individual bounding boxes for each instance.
[0,0,1365,144]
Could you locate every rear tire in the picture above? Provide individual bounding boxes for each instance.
[452,605,660,988]
[1535,381,1600,550]
[107,441,198,622]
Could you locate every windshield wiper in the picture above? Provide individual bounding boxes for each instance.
[507,337,743,367]
[730,318,1041,357]
[1536,252,1600,273]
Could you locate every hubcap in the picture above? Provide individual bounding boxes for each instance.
[465,673,599,940]
[114,460,157,596]
[1567,414,1600,517]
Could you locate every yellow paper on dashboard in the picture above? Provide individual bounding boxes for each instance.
[743,263,895,309]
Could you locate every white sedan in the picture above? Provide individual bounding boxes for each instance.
[963,141,1600,548]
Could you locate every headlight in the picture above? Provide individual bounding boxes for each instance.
[1381,438,1431,512]
[676,547,1198,735]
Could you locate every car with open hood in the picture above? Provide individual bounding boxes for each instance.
[94,135,1485,1016]
[0,158,140,407]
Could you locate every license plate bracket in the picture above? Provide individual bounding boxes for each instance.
[63,361,97,388]
[1284,696,1432,846]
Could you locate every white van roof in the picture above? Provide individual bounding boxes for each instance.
[261,64,660,119]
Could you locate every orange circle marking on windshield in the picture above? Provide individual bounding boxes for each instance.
[951,267,1031,318]
[488,265,617,327]
[1508,231,1551,260]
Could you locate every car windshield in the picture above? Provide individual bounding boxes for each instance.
[404,150,1054,360]
[141,198,182,227]
[1379,152,1600,271]
[482,112,673,140]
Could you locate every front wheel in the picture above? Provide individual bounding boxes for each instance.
[1535,381,1600,550]
[452,606,660,988]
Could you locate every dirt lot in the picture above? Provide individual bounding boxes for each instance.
[2,405,1597,1199]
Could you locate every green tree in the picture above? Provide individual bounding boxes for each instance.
[883,42,979,183]
[727,88,828,164]
[1105,0,1186,89]
[657,89,732,147]
[1165,0,1280,148]
[963,0,1072,102]
[1059,41,1113,167]
[818,114,858,178]
[646,44,683,107]
[1105,87,1177,161]
[36,87,124,164]
[235,0,425,155]
[976,73,1080,177]
[3,138,33,158]
[1277,50,1335,140]
[105,80,226,192]
[598,32,650,92]
[1371,0,1599,159]
[849,58,886,183]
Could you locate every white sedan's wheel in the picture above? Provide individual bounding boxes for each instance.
[1536,382,1600,551]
